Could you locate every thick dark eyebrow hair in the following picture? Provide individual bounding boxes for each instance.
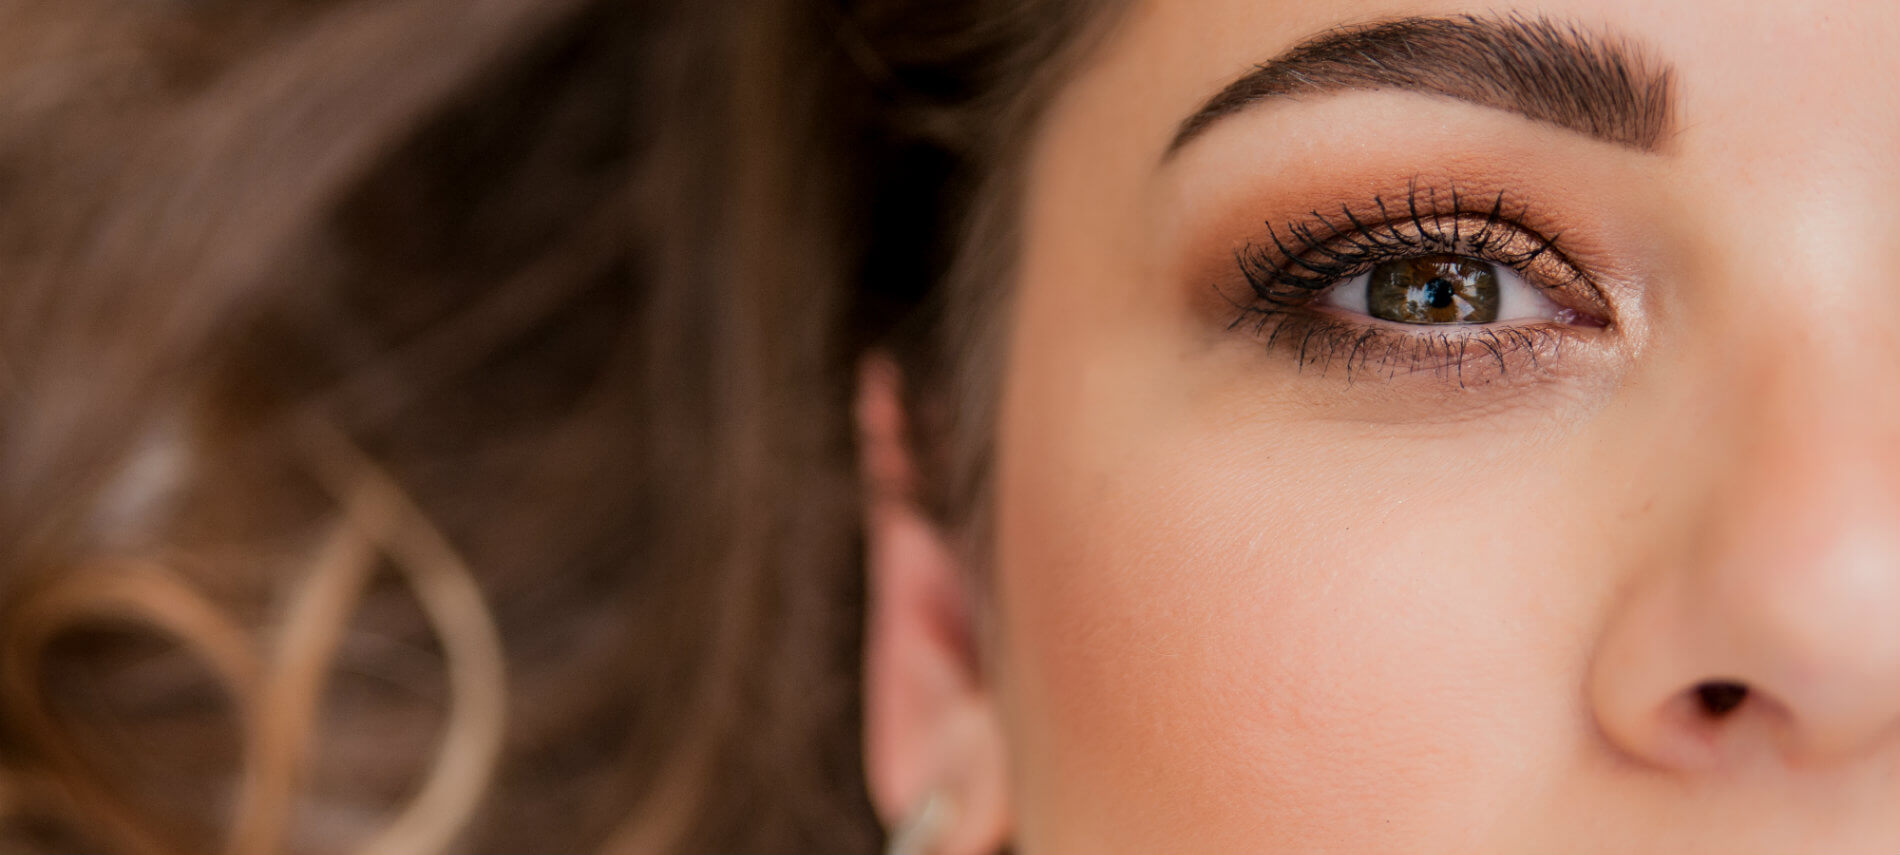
[1167,14,1675,157]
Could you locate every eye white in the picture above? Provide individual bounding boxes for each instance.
[1319,260,1563,323]
[1326,270,1373,315]
[1491,263,1563,321]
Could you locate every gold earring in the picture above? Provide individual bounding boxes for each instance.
[884,789,954,855]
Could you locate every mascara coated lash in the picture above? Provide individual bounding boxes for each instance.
[1228,181,1611,385]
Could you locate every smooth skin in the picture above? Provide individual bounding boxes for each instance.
[861,1,1900,852]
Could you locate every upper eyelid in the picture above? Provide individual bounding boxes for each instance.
[1236,190,1593,304]
[1315,191,1527,260]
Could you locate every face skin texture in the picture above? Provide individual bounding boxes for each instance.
[860,1,1900,852]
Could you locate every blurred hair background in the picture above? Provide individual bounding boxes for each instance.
[0,1,871,851]
[0,0,1106,850]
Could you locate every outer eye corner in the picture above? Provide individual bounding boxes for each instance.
[1491,262,1571,323]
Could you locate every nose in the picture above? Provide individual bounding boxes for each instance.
[1588,355,1900,770]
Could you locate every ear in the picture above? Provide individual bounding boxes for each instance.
[856,356,1010,855]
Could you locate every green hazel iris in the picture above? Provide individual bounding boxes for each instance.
[1366,254,1501,324]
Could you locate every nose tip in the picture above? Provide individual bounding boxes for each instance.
[1589,483,1900,772]
[1730,523,1900,759]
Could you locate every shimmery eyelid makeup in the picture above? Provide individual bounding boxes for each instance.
[1226,180,1613,385]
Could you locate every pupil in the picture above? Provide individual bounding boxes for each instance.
[1364,254,1499,326]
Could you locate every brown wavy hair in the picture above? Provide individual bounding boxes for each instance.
[0,1,1118,852]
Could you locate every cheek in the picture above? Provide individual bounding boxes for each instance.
[991,349,1601,851]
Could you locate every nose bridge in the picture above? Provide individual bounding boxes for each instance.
[1679,268,1900,760]
[1712,322,1900,523]
[1583,0,1900,784]
[1589,187,1900,769]
[1693,125,1900,455]
[1697,378,1900,693]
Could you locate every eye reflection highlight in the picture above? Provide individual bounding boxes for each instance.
[1366,254,1500,325]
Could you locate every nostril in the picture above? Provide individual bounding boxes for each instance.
[1694,681,1750,718]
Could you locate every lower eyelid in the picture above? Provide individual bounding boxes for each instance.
[1245,310,1584,387]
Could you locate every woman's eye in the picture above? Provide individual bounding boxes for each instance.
[1322,253,1561,326]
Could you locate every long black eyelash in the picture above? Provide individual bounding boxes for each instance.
[1226,183,1592,382]
[1233,183,1575,310]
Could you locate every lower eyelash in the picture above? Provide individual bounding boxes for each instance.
[1238,309,1570,387]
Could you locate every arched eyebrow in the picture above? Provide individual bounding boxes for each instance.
[1166,14,1676,158]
